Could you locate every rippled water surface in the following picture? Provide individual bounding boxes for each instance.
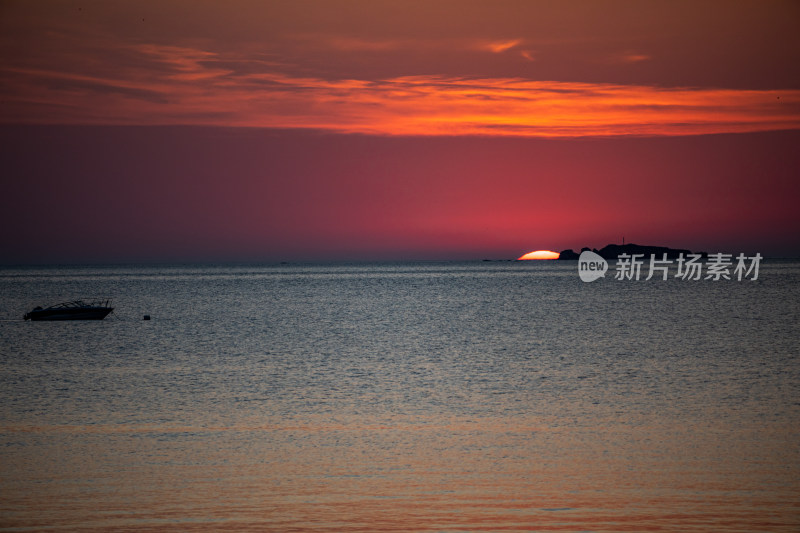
[1,261,799,531]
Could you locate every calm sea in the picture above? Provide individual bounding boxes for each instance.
[1,261,798,532]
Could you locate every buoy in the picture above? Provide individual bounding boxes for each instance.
[143,315,151,320]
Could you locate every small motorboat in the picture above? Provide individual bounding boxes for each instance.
[24,299,114,321]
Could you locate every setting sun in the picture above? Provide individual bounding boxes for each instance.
[517,250,560,260]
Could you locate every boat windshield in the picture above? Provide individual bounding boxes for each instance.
[48,299,112,309]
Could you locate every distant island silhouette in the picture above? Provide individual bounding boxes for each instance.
[557,243,707,260]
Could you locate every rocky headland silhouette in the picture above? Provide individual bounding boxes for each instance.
[557,243,707,260]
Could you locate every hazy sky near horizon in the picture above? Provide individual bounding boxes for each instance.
[2,0,799,262]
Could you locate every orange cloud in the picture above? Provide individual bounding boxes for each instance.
[2,44,799,137]
[480,39,523,53]
[621,53,651,63]
[602,50,653,64]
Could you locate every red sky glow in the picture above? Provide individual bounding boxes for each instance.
[1,0,799,262]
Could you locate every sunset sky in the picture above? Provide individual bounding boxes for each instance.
[2,0,799,262]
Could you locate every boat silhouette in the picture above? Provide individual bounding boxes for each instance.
[24,299,114,321]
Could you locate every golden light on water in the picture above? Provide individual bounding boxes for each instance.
[518,250,560,260]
